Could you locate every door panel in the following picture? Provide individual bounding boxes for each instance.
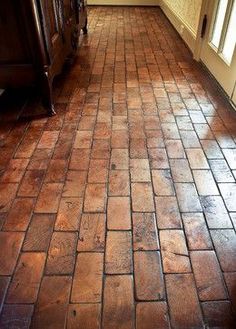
[200,0,236,103]
[38,0,64,60]
[232,84,236,105]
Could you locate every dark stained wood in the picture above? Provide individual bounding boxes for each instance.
[0,0,87,115]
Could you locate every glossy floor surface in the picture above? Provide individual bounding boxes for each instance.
[0,6,236,329]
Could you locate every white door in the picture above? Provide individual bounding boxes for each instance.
[232,83,236,104]
[200,0,236,104]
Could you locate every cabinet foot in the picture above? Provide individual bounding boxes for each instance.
[48,105,56,116]
[42,71,56,116]
[83,19,88,34]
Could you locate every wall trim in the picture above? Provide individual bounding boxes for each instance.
[200,60,236,110]
[87,1,160,6]
[160,1,197,53]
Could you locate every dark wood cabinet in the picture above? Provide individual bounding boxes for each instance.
[0,0,87,115]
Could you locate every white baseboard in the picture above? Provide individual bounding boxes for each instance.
[160,1,197,53]
[87,0,159,6]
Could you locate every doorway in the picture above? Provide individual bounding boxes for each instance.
[200,0,236,105]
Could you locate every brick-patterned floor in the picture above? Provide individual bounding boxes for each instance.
[0,6,236,329]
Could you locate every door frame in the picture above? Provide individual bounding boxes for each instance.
[193,0,236,106]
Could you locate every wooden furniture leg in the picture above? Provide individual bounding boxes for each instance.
[42,71,56,116]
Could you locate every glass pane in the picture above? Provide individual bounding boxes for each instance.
[222,0,236,63]
[211,0,228,48]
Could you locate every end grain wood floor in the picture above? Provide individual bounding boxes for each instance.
[0,6,236,329]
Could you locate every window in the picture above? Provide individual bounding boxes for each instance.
[222,0,236,62]
[211,0,228,48]
[210,0,236,64]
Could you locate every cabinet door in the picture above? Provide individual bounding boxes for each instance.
[62,0,78,52]
[38,0,64,61]
[78,0,87,29]
[64,0,74,20]
[63,0,77,35]
[0,2,31,63]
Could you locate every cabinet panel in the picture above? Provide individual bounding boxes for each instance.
[0,0,88,114]
[38,0,64,60]
[64,0,74,19]
[0,2,31,63]
[47,0,59,39]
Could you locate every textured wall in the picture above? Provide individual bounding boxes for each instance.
[162,0,202,34]
[87,0,160,5]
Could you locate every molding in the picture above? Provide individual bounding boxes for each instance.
[87,1,160,6]
[160,1,197,53]
[200,60,236,110]
[193,0,208,60]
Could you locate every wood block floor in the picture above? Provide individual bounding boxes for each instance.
[0,6,236,329]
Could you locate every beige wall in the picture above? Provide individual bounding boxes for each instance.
[161,0,202,35]
[87,0,160,5]
[160,0,202,52]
